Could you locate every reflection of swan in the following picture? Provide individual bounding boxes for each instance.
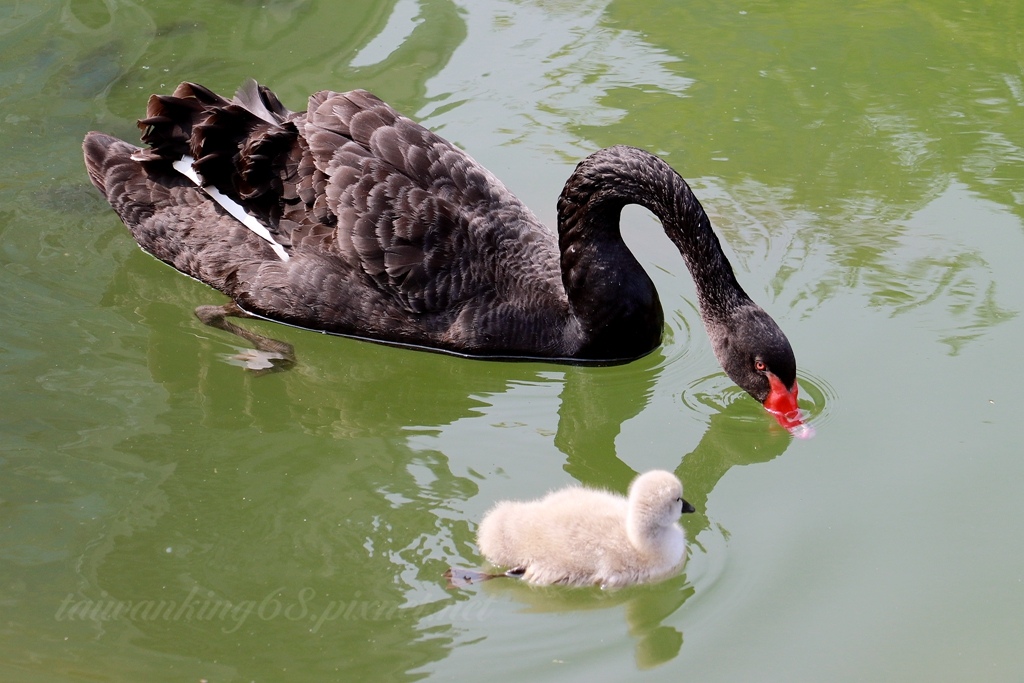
[476,471,695,587]
[469,570,693,669]
[82,80,806,431]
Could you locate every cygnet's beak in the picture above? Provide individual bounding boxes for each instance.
[681,498,695,514]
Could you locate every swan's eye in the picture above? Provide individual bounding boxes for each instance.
[754,360,766,372]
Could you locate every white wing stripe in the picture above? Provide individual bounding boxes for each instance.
[171,155,290,262]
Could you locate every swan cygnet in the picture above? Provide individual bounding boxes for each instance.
[476,471,696,588]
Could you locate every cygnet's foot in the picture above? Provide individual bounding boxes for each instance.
[444,567,507,588]
[195,302,296,374]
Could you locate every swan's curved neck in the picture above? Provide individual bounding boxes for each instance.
[557,146,751,358]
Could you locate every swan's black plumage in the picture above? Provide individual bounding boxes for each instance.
[83,80,800,414]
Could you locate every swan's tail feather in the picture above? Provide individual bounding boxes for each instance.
[82,131,166,223]
[83,128,285,278]
[82,131,119,196]
[82,131,190,263]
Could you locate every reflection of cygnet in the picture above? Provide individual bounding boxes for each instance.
[476,471,696,588]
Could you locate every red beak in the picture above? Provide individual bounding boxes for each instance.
[764,373,814,439]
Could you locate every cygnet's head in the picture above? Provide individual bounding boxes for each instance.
[627,470,695,533]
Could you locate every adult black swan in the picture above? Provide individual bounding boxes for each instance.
[83,80,808,434]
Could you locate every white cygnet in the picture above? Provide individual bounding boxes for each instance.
[476,470,695,588]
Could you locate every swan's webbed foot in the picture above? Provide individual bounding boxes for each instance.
[195,302,296,374]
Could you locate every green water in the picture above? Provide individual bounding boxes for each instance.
[2,0,1023,680]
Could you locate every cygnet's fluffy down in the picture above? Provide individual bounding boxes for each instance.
[476,470,695,588]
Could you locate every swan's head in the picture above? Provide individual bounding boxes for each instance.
[627,471,694,535]
[708,304,811,438]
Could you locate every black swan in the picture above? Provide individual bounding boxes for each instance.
[82,80,807,434]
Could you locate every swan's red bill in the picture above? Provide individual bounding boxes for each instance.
[764,373,815,439]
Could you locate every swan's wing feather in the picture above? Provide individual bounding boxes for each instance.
[300,89,532,313]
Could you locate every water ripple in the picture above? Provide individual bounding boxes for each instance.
[679,369,838,434]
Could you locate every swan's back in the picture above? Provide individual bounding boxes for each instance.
[83,81,577,355]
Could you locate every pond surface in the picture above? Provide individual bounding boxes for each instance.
[2,0,1023,680]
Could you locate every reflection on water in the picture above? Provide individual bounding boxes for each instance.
[690,176,1018,358]
[87,222,811,671]
[2,0,1024,679]
[474,573,694,669]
